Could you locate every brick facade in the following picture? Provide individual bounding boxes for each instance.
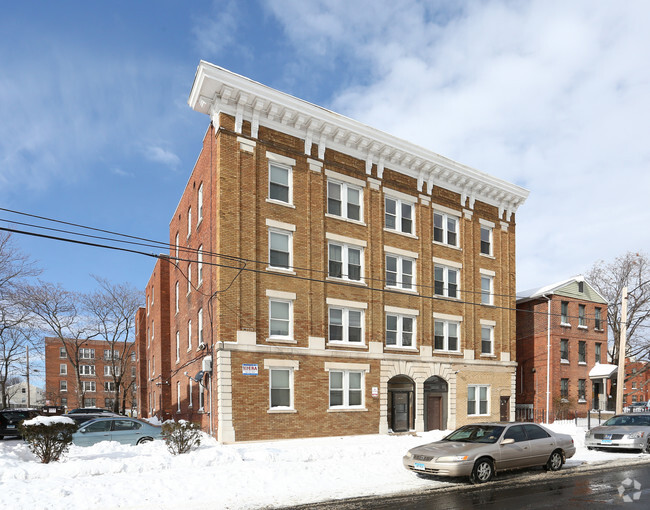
[135,62,528,442]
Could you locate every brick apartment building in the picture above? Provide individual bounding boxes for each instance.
[44,337,137,412]
[136,61,529,442]
[624,358,650,407]
[516,276,609,420]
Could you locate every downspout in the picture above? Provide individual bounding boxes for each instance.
[543,294,552,424]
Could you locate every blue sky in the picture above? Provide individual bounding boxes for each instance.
[1,0,650,301]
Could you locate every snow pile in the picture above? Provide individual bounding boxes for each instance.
[22,415,76,426]
[0,424,646,509]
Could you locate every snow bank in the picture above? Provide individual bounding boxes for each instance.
[22,415,76,427]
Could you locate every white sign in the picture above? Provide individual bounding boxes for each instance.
[242,364,258,375]
[372,386,379,397]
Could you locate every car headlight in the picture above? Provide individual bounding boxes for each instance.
[627,431,645,439]
[437,455,469,462]
[405,451,413,459]
[585,430,592,438]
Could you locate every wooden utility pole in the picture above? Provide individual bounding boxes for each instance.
[616,287,628,414]
[26,345,30,408]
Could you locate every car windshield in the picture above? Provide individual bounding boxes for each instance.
[603,415,650,426]
[443,425,505,444]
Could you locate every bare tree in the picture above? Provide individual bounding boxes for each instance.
[21,282,96,408]
[586,252,650,364]
[0,232,40,292]
[83,276,141,414]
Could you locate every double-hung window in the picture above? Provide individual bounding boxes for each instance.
[176,331,180,362]
[385,250,416,291]
[329,370,364,408]
[560,301,569,324]
[480,321,495,355]
[269,300,292,340]
[480,270,495,305]
[81,381,96,392]
[578,379,586,401]
[595,307,602,330]
[198,308,204,347]
[479,220,494,256]
[197,183,203,224]
[433,209,459,247]
[187,207,192,238]
[328,301,365,345]
[60,380,67,392]
[105,381,116,392]
[327,179,362,221]
[79,365,95,376]
[59,347,66,358]
[187,319,192,351]
[385,194,415,235]
[433,261,459,298]
[197,245,203,286]
[267,220,295,271]
[595,343,602,364]
[385,311,416,349]
[579,341,586,363]
[187,264,192,294]
[60,363,67,375]
[328,242,362,281]
[79,348,94,359]
[434,317,461,352]
[175,281,179,314]
[467,385,489,416]
[578,304,586,327]
[265,360,298,411]
[269,163,291,204]
[560,378,569,399]
[560,339,569,362]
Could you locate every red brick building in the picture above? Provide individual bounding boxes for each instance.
[516,276,609,420]
[136,62,529,442]
[624,358,650,407]
[44,337,137,412]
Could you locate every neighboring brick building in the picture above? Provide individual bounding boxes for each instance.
[44,337,137,412]
[516,276,609,421]
[136,61,529,442]
[624,358,650,407]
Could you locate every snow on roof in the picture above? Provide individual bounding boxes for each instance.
[589,363,618,379]
[22,415,76,427]
[517,275,586,301]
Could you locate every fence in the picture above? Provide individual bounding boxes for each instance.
[515,406,612,428]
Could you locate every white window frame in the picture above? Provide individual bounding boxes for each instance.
[433,209,459,247]
[60,380,67,392]
[187,206,192,238]
[79,365,95,376]
[479,220,494,256]
[480,323,494,355]
[79,348,95,359]
[188,378,193,408]
[187,263,192,295]
[175,281,179,314]
[81,381,96,393]
[384,195,415,235]
[175,232,179,260]
[434,318,461,352]
[197,183,204,225]
[198,382,205,411]
[176,331,180,363]
[177,381,181,413]
[434,264,460,298]
[468,385,490,416]
[187,319,192,351]
[268,298,293,341]
[327,179,363,222]
[197,246,203,286]
[59,347,66,359]
[385,313,416,349]
[268,367,294,411]
[328,242,363,282]
[480,270,495,305]
[104,381,116,392]
[268,228,293,271]
[385,253,416,291]
[328,306,365,345]
[329,370,365,409]
[198,308,204,348]
[268,162,293,205]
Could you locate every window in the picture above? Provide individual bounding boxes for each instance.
[80,348,95,359]
[434,320,460,352]
[632,382,637,389]
[197,246,203,285]
[468,385,489,415]
[198,308,204,347]
[433,211,458,247]
[59,347,66,359]
[104,365,120,377]
[434,264,459,298]
[177,382,181,412]
[386,254,415,291]
[385,196,414,235]
[578,379,586,401]
[329,370,364,408]
[61,397,67,407]
[579,304,586,327]
[104,350,119,360]
[85,398,96,407]
[480,224,492,256]
[561,301,569,324]
[560,378,569,399]
[269,368,293,409]
[595,343,602,364]
[81,381,96,392]
[329,307,364,344]
[578,281,584,293]
[197,183,204,223]
[79,365,95,376]
[386,314,415,348]
[198,383,205,410]
[481,273,494,305]
[60,380,67,392]
[269,163,291,204]
[328,243,362,281]
[188,378,193,408]
[595,307,602,330]
[187,320,192,351]
[560,339,569,362]
[481,325,494,355]
[175,232,179,259]
[269,299,292,340]
[104,381,116,392]
[269,230,292,269]
[327,180,362,221]
[176,331,180,362]
[187,206,192,238]
[175,281,179,314]
[579,341,586,363]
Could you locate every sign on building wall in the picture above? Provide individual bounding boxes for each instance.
[242,364,258,376]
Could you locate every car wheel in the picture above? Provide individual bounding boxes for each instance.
[642,439,650,454]
[137,437,153,445]
[470,458,494,484]
[545,450,563,471]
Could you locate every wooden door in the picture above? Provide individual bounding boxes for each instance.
[500,396,510,421]
[426,395,442,430]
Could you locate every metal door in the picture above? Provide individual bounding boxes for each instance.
[392,392,410,432]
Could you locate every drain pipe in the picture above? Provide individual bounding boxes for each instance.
[543,293,552,424]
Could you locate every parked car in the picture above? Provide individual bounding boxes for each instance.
[67,408,118,415]
[624,402,649,413]
[585,413,650,452]
[66,411,121,427]
[0,409,41,439]
[403,422,576,484]
[71,417,163,446]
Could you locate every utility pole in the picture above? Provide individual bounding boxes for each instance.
[616,287,628,414]
[26,345,30,408]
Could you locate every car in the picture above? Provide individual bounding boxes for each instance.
[403,422,576,484]
[625,402,648,413]
[0,409,41,439]
[67,407,119,415]
[71,416,163,446]
[585,413,650,452]
[66,411,121,427]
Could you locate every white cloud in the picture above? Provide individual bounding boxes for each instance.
[142,145,181,169]
[265,0,650,289]
[192,0,241,56]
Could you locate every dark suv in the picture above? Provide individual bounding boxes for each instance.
[0,408,41,439]
[65,408,120,426]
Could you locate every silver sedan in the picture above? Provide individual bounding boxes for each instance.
[585,413,650,452]
[403,422,576,483]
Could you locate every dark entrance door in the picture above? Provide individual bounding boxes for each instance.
[500,396,510,421]
[392,392,410,432]
[426,395,442,430]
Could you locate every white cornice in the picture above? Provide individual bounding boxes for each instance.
[189,61,529,219]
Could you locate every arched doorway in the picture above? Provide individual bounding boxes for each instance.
[388,375,415,432]
[424,376,448,431]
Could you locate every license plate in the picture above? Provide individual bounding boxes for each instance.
[414,462,426,471]
[601,439,612,444]
[7,425,15,429]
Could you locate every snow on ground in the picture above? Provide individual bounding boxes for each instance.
[0,422,647,510]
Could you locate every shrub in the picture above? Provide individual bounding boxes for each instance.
[19,416,77,464]
[162,420,202,455]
